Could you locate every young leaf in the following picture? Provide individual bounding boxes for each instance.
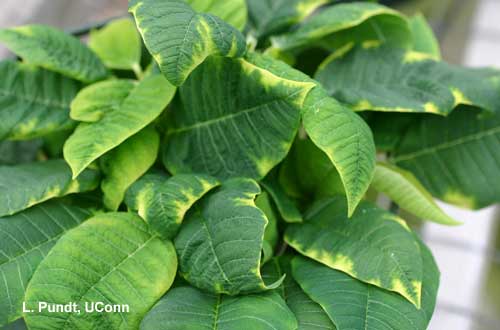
[409,13,441,60]
[0,201,91,327]
[101,127,160,211]
[63,74,176,178]
[175,179,283,295]
[0,60,80,140]
[316,45,500,115]
[0,25,108,82]
[393,106,500,209]
[140,286,297,330]
[292,245,439,330]
[247,0,330,38]
[69,79,136,123]
[138,174,220,240]
[24,212,177,330]
[0,160,99,217]
[286,197,423,307]
[372,162,461,225]
[163,56,314,180]
[186,0,247,31]
[302,88,376,217]
[88,18,142,72]
[270,2,411,52]
[129,0,247,86]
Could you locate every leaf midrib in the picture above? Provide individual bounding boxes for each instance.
[168,89,303,135]
[59,235,156,328]
[394,124,500,162]
[0,89,69,110]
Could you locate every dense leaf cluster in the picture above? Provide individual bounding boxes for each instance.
[1,0,499,329]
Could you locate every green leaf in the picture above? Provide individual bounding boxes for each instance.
[101,127,159,211]
[270,2,411,52]
[70,79,135,123]
[393,106,500,209]
[0,159,99,217]
[175,178,283,294]
[247,0,330,38]
[286,197,423,307]
[302,88,376,216]
[255,192,279,263]
[187,0,247,31]
[372,162,460,225]
[291,237,439,330]
[0,201,91,327]
[261,257,336,330]
[124,171,170,218]
[24,212,177,330]
[242,52,375,215]
[0,25,107,82]
[163,56,314,180]
[0,60,80,140]
[409,13,441,60]
[88,18,142,72]
[129,0,247,86]
[140,286,297,330]
[64,74,176,178]
[140,174,220,240]
[315,45,500,115]
[0,140,42,165]
[261,172,302,223]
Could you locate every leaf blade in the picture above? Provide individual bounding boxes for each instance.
[0,201,91,326]
[372,162,460,225]
[129,0,247,86]
[64,74,176,178]
[0,25,108,82]
[24,212,177,330]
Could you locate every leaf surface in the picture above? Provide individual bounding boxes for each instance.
[124,171,170,219]
[244,52,375,215]
[0,25,107,82]
[140,286,297,330]
[255,192,279,263]
[261,173,302,223]
[262,258,336,330]
[129,0,247,86]
[141,174,220,240]
[24,212,177,330]
[163,56,314,180]
[0,60,80,140]
[393,106,500,209]
[101,127,159,211]
[69,79,135,123]
[286,197,423,307]
[64,74,176,178]
[316,45,500,114]
[89,18,142,72]
[0,201,90,326]
[302,88,376,216]
[292,238,439,330]
[271,2,411,51]
[175,179,283,294]
[372,162,460,225]
[0,160,99,217]
[247,0,329,38]
[187,0,247,30]
[409,13,441,59]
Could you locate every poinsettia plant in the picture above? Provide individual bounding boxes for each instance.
[1,0,499,329]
